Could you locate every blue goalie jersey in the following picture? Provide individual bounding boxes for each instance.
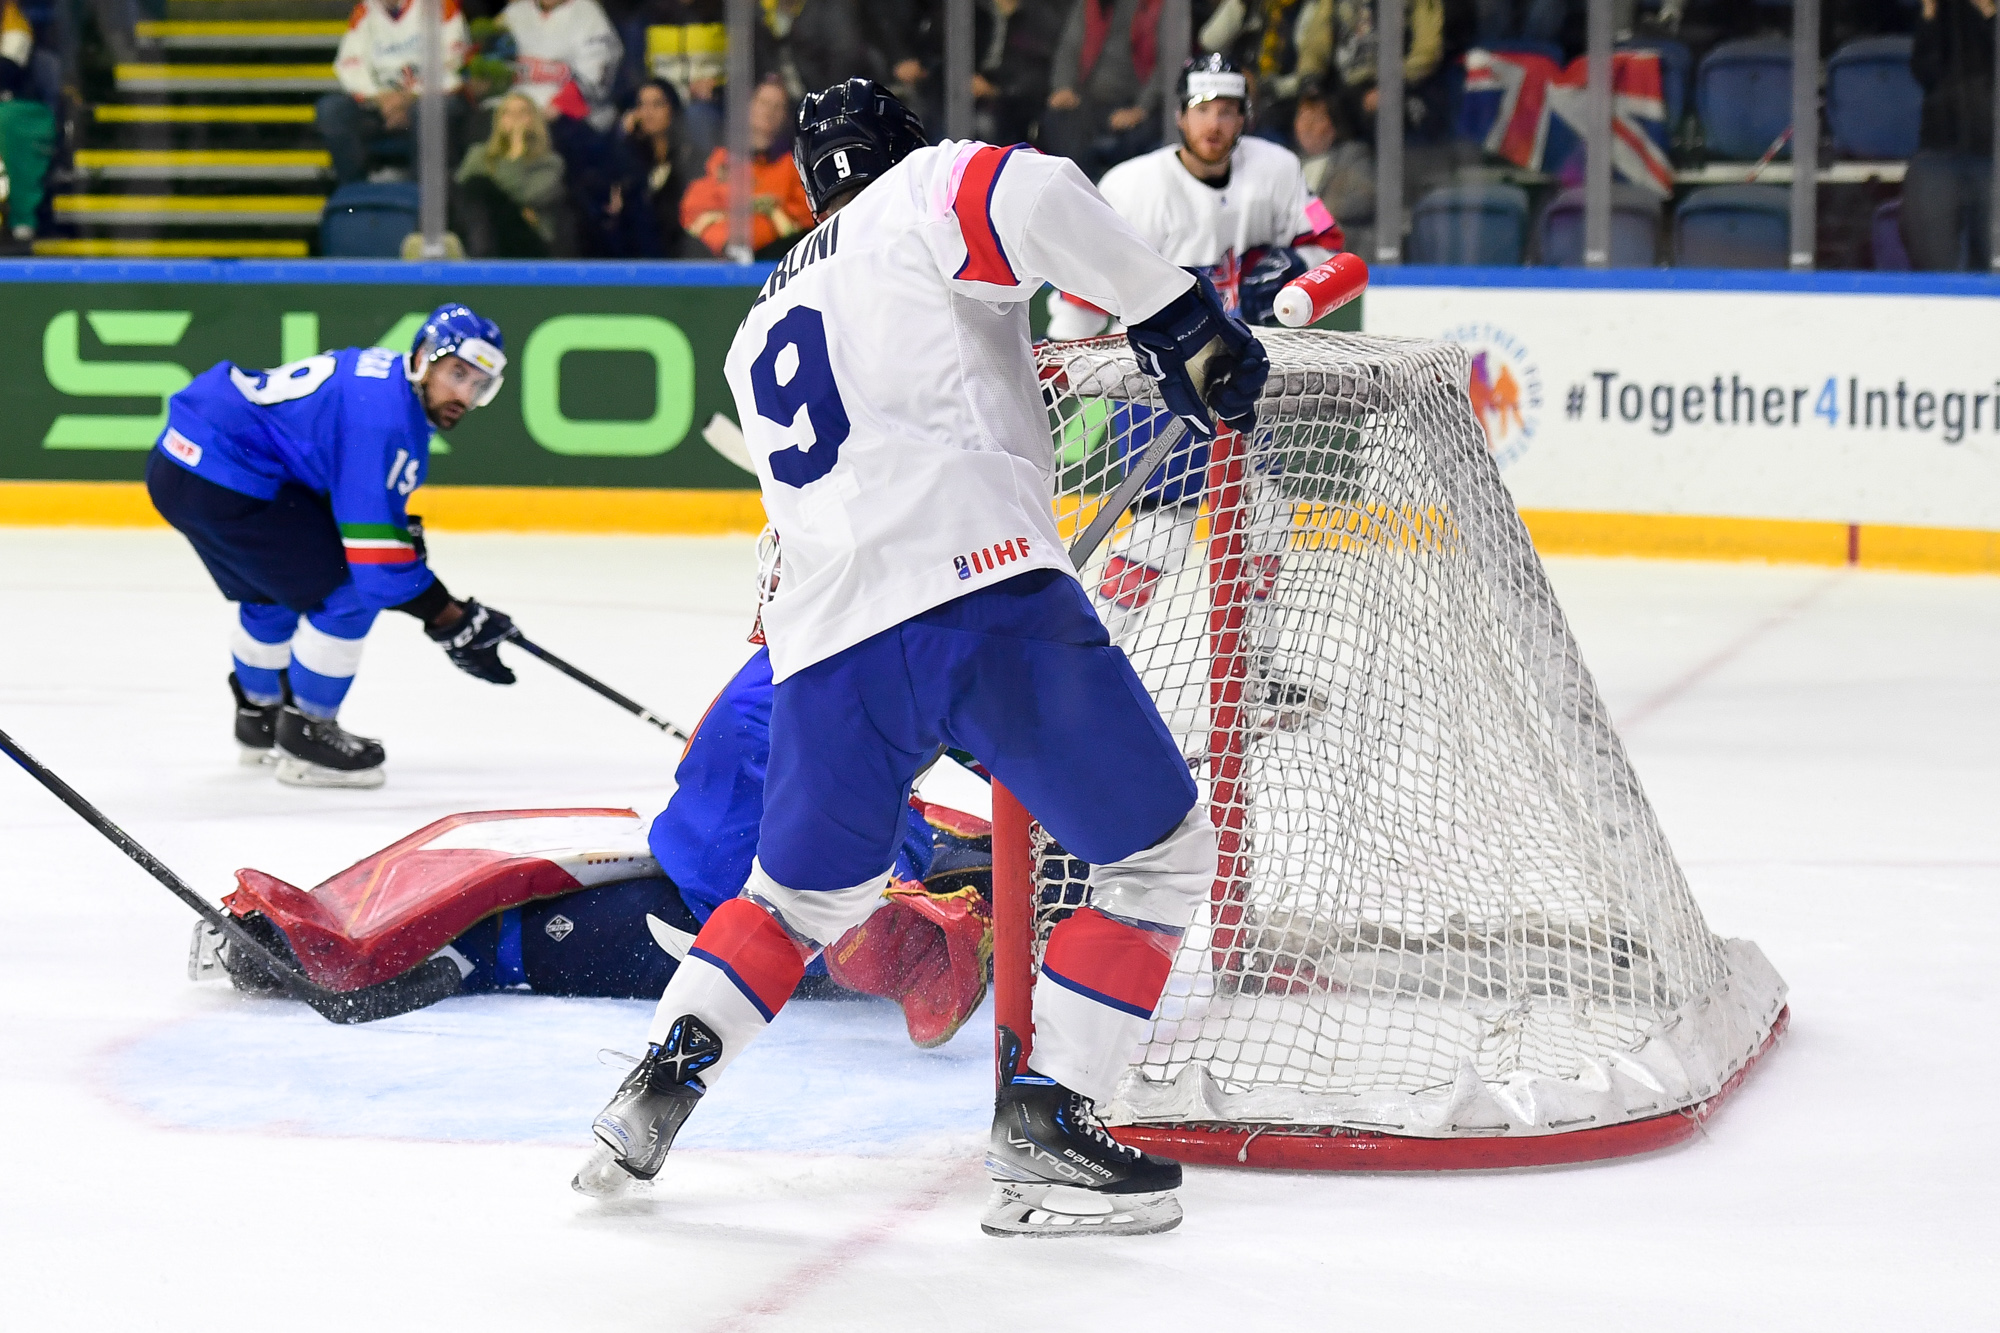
[156,347,439,608]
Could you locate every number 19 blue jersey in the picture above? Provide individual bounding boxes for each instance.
[157,347,439,608]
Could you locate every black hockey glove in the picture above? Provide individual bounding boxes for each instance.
[1238,246,1310,327]
[428,599,517,685]
[1126,272,1270,440]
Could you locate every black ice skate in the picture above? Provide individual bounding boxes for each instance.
[230,672,285,766]
[982,1026,1183,1238]
[186,912,295,996]
[1251,656,1330,733]
[573,1015,719,1197]
[274,705,385,789]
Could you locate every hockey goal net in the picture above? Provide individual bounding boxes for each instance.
[992,328,1788,1169]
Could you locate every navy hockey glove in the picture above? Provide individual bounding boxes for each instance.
[1126,272,1270,440]
[428,599,517,685]
[1238,247,1310,327]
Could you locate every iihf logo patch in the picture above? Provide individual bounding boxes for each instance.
[954,535,1033,580]
[544,914,574,942]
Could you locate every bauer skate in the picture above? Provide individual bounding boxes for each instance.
[573,1015,719,1197]
[230,672,284,766]
[274,706,386,789]
[982,1026,1183,1238]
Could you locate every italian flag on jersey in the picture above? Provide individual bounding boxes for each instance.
[340,522,418,565]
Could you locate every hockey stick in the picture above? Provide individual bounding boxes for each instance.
[0,727,460,1024]
[504,633,690,741]
[1066,419,1192,569]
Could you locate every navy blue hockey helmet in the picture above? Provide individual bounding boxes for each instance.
[793,78,929,218]
[1177,53,1250,112]
[406,303,507,407]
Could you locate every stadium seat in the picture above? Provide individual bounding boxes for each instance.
[1872,198,1911,270]
[1538,186,1662,266]
[320,182,420,259]
[1620,38,1693,129]
[1827,37,1923,159]
[1674,185,1790,268]
[1696,39,1793,161]
[1408,184,1529,265]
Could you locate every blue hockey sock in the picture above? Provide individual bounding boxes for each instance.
[231,604,297,706]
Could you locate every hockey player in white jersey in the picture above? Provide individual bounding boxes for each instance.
[1050,55,1341,708]
[575,78,1269,1237]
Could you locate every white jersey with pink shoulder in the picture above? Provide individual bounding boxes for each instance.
[723,140,1194,682]
[1050,137,1342,338]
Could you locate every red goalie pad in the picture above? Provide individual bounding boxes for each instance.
[222,809,659,991]
[824,881,993,1048]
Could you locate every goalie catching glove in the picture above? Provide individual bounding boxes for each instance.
[428,599,517,684]
[1126,272,1269,440]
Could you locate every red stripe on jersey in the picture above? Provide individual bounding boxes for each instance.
[689,897,811,1019]
[953,144,1024,286]
[342,544,417,564]
[1039,906,1177,1017]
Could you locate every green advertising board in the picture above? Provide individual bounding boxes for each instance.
[0,261,770,490]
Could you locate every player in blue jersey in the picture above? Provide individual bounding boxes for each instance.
[147,304,520,788]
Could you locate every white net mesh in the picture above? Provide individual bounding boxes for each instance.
[1031,329,1786,1138]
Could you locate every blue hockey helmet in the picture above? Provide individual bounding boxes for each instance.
[793,77,928,218]
[406,303,507,407]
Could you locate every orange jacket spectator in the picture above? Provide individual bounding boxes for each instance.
[680,144,813,257]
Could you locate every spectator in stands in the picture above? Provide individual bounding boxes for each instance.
[1044,0,1169,178]
[0,0,54,244]
[974,0,1070,145]
[1323,0,1446,139]
[320,0,472,187]
[638,0,726,161]
[501,0,624,131]
[455,90,574,256]
[1470,0,1572,51]
[767,0,881,104]
[680,74,813,258]
[605,76,693,255]
[1293,84,1372,252]
[1902,0,1994,270]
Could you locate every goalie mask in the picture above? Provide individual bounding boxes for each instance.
[794,77,929,218]
[406,303,507,408]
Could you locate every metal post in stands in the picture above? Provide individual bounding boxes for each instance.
[1991,7,2000,271]
[944,0,974,141]
[725,0,754,263]
[1583,0,1612,267]
[990,782,1036,1079]
[416,0,447,257]
[1160,0,1191,142]
[1375,0,1404,264]
[1790,0,1820,270]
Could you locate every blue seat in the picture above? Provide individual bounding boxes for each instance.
[320,181,420,258]
[1620,38,1692,129]
[1674,185,1790,268]
[1827,37,1922,159]
[1408,184,1529,265]
[1697,39,1793,161]
[1872,197,1910,270]
[1538,186,1662,266]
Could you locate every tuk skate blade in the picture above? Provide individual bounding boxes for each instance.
[979,1182,1182,1238]
[239,745,277,767]
[274,755,385,789]
[571,1141,648,1199]
[187,921,228,982]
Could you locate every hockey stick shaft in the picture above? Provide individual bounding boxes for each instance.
[1066,419,1191,570]
[0,726,458,1024]
[505,633,690,740]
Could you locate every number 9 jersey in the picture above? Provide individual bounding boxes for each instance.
[157,345,440,608]
[724,140,1196,683]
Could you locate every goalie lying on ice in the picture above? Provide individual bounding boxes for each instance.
[189,646,997,1050]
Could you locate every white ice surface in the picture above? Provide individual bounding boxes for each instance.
[3,531,1996,1331]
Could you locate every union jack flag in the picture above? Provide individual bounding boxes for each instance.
[1459,49,1675,196]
